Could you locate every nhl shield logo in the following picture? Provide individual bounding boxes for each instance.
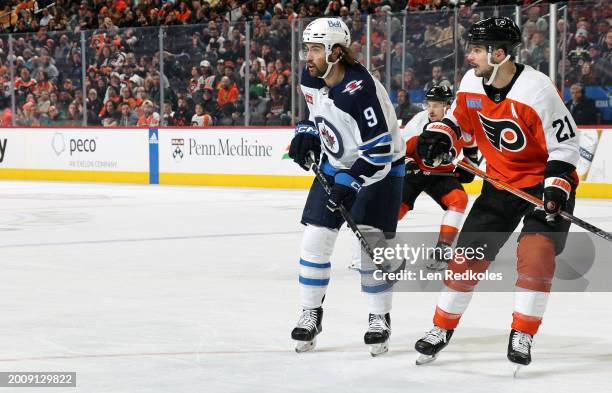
[314,116,344,159]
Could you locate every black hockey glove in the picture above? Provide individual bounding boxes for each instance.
[416,121,455,167]
[455,156,478,183]
[404,157,422,178]
[288,120,321,170]
[326,172,362,214]
[543,176,572,222]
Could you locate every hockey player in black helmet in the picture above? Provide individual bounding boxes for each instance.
[414,16,580,375]
[464,16,522,86]
[425,85,454,105]
[395,85,478,271]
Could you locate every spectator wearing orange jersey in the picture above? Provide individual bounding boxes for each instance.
[32,70,55,97]
[98,100,119,122]
[284,3,297,24]
[217,76,239,108]
[15,68,37,98]
[137,100,160,126]
[0,108,12,126]
[191,103,213,126]
[0,5,17,29]
[15,0,37,15]
[113,0,128,14]
[408,0,430,9]
[265,62,278,87]
[120,86,138,110]
[19,101,40,126]
[176,2,192,23]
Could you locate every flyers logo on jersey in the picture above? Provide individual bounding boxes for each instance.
[342,80,363,95]
[478,112,526,153]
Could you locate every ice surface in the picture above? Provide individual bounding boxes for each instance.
[0,181,611,393]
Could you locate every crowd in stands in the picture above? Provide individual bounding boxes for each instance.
[0,0,609,127]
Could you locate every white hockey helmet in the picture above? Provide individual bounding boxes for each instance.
[302,18,351,79]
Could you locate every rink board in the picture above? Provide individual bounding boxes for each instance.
[0,128,149,183]
[0,126,611,198]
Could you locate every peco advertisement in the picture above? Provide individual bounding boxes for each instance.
[25,128,148,172]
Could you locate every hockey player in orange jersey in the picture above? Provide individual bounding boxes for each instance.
[399,86,478,271]
[412,17,580,372]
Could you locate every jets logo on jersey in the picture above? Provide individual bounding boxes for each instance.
[478,112,526,153]
[315,116,344,159]
[342,80,363,95]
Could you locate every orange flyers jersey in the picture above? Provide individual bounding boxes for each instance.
[446,65,580,189]
[402,109,469,173]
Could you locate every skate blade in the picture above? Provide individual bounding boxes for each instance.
[415,353,438,365]
[369,342,389,357]
[512,364,522,378]
[294,338,316,353]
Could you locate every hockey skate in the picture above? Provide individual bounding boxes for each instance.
[347,261,361,271]
[426,241,452,271]
[364,313,391,357]
[415,326,454,365]
[508,329,532,377]
[291,307,323,353]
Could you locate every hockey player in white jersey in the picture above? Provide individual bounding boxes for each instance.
[288,18,405,356]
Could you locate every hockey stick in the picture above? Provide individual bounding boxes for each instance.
[421,171,458,177]
[305,152,382,267]
[454,159,612,243]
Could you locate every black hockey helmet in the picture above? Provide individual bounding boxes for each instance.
[425,85,453,104]
[467,17,521,53]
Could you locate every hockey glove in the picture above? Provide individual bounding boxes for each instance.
[455,156,478,183]
[543,176,572,223]
[289,120,321,171]
[405,157,421,177]
[326,172,361,214]
[416,122,456,167]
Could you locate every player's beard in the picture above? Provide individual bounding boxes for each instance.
[307,61,327,78]
[474,64,494,80]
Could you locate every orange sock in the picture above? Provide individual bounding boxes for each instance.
[398,203,410,220]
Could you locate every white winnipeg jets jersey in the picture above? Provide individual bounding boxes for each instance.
[300,62,405,186]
